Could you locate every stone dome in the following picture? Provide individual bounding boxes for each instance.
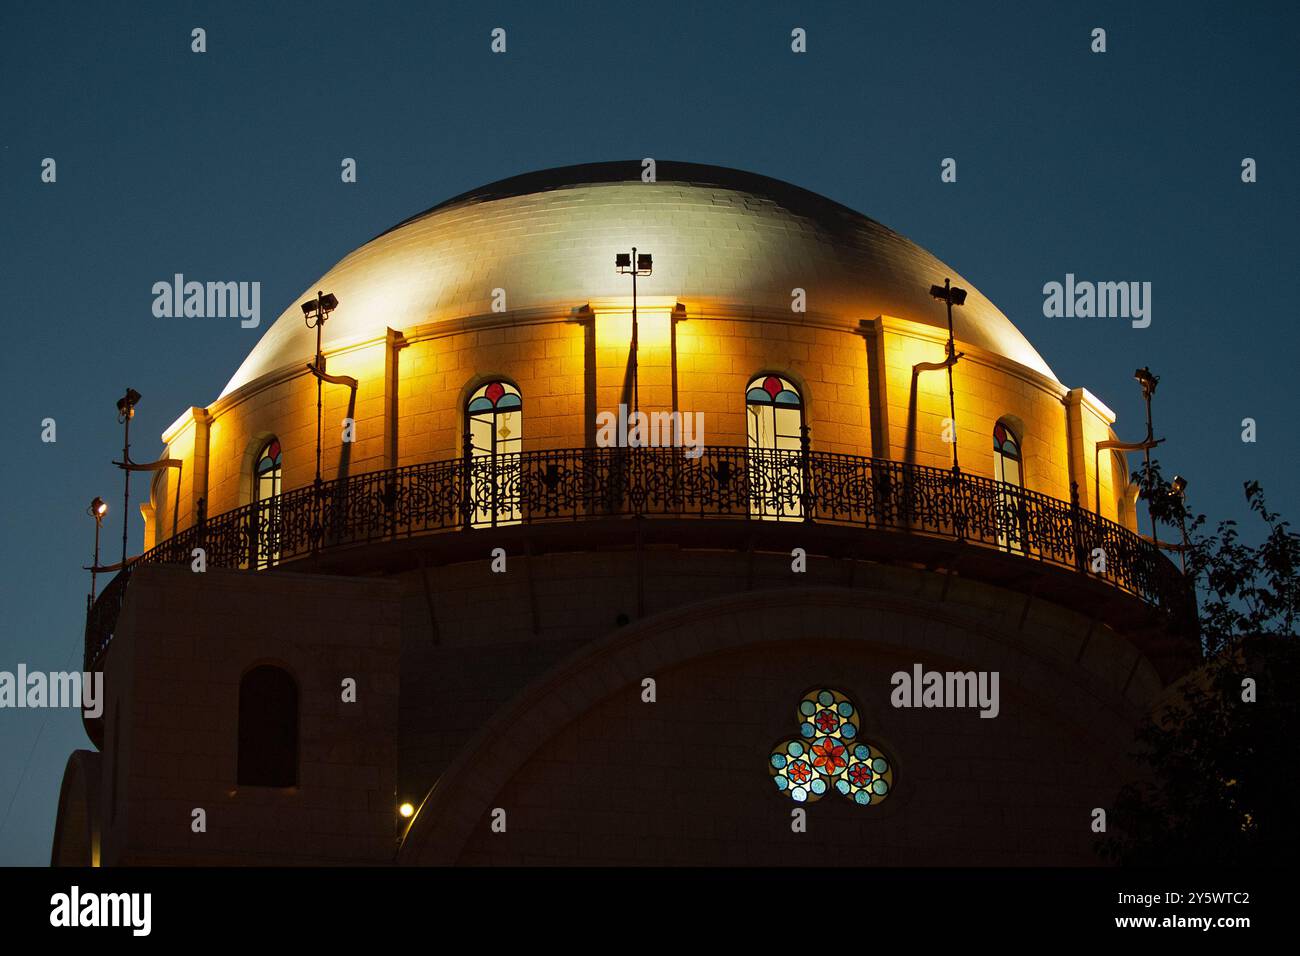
[220,160,1056,398]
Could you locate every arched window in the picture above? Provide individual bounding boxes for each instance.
[255,438,282,502]
[237,665,298,788]
[466,381,522,527]
[993,420,1025,552]
[252,438,282,568]
[745,374,804,519]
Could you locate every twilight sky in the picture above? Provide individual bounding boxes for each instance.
[1,1,1297,865]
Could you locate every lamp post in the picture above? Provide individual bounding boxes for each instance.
[301,291,339,493]
[1171,474,1189,573]
[86,497,108,610]
[928,279,967,473]
[115,388,141,565]
[1134,366,1160,548]
[615,250,653,414]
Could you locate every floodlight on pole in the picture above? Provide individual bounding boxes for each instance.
[115,388,141,565]
[301,291,339,490]
[615,249,653,414]
[928,278,967,473]
[1171,474,1189,573]
[86,497,108,608]
[1134,366,1161,548]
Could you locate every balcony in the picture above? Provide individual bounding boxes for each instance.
[84,446,1196,674]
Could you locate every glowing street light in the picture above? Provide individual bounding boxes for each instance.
[86,497,108,608]
[1170,474,1189,572]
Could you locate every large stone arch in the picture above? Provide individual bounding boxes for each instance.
[51,750,102,867]
[398,584,1157,865]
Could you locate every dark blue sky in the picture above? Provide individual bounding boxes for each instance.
[1,1,1296,865]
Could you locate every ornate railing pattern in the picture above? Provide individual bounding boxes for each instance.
[84,447,1193,669]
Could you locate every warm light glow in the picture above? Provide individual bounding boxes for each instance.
[593,297,678,351]
[398,802,415,818]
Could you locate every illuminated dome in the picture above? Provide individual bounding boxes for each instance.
[221,161,1055,397]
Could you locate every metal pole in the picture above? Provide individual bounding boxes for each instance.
[944,279,959,473]
[315,312,323,490]
[631,246,639,415]
[120,407,131,565]
[1143,393,1158,549]
[90,518,101,603]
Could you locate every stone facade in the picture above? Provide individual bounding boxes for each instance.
[56,163,1188,867]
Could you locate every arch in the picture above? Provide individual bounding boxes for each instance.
[993,418,1026,552]
[464,379,522,527]
[236,664,299,788]
[253,437,283,502]
[51,750,102,867]
[397,583,1152,865]
[249,436,283,568]
[237,431,281,507]
[745,373,805,520]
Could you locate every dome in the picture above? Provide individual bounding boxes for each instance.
[220,161,1056,398]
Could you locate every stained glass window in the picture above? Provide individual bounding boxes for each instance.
[467,380,522,527]
[253,438,282,569]
[255,437,282,502]
[993,420,1024,552]
[745,374,804,520]
[768,688,893,807]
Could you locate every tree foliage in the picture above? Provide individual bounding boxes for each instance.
[1102,466,1299,864]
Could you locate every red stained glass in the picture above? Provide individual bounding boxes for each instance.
[786,760,813,784]
[485,381,505,405]
[763,375,782,398]
[811,737,847,775]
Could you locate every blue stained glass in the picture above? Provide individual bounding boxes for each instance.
[467,397,493,413]
[746,387,772,403]
[774,390,801,405]
[769,689,894,808]
[496,394,521,410]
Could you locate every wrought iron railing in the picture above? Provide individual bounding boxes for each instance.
[83,446,1194,670]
